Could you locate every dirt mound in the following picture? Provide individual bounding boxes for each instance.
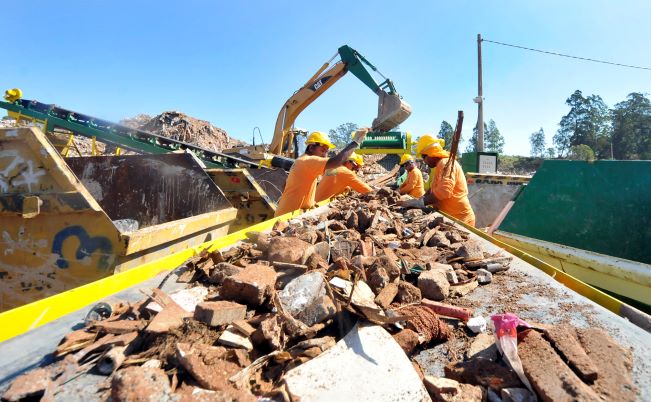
[138,111,246,152]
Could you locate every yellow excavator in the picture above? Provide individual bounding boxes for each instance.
[224,45,412,162]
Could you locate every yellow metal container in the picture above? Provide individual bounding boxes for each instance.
[207,168,287,232]
[0,127,237,312]
[494,231,651,307]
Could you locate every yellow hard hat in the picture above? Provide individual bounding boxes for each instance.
[348,152,364,167]
[415,135,448,157]
[399,154,414,165]
[422,141,450,159]
[305,131,335,149]
[415,134,437,155]
[3,88,23,103]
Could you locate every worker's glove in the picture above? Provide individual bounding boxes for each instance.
[352,127,370,145]
[397,198,425,209]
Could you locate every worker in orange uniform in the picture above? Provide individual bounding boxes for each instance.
[275,129,369,217]
[400,135,475,226]
[315,152,371,202]
[397,154,425,198]
[423,137,445,191]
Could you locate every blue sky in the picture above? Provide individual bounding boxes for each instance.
[2,1,650,155]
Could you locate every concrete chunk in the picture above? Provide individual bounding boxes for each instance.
[285,324,431,401]
[457,241,483,261]
[418,270,450,301]
[193,301,246,327]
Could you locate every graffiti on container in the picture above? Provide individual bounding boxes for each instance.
[52,226,114,270]
[0,150,46,193]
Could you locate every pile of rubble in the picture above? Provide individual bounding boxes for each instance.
[137,111,245,151]
[0,117,17,128]
[1,189,636,401]
[361,154,400,175]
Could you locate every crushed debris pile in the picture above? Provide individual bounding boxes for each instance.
[118,114,153,129]
[138,111,246,151]
[361,154,400,175]
[2,189,636,401]
[0,117,17,128]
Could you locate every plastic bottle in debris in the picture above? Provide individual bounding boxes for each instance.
[490,313,537,399]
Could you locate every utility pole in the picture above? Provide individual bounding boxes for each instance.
[476,33,484,152]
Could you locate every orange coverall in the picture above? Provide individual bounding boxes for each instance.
[275,155,327,217]
[399,168,425,198]
[315,167,372,202]
[430,158,475,226]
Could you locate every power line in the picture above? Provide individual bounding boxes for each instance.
[482,38,651,71]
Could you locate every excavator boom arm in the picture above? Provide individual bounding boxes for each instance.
[269,45,411,156]
[269,61,348,155]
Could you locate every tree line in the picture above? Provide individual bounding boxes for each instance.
[328,90,650,161]
[530,91,651,160]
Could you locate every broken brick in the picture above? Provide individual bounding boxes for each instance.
[450,280,478,297]
[221,264,276,306]
[366,265,390,293]
[518,330,601,401]
[445,231,465,243]
[577,327,637,401]
[372,255,401,281]
[393,328,420,355]
[424,376,485,402]
[423,376,460,396]
[346,211,359,229]
[208,262,242,285]
[328,221,347,231]
[428,232,451,247]
[231,319,256,337]
[193,301,246,327]
[445,358,522,392]
[146,301,191,334]
[544,325,599,383]
[267,236,314,264]
[111,366,172,402]
[90,319,146,334]
[176,343,242,392]
[395,281,422,304]
[272,220,289,232]
[374,282,399,309]
[251,315,284,351]
[359,238,374,257]
[2,368,52,402]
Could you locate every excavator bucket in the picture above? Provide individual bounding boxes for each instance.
[372,92,412,132]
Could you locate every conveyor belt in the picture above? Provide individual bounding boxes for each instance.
[0,98,263,169]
